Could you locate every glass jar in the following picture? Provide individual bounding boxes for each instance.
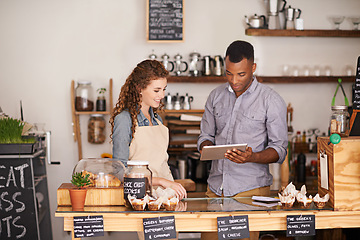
[96,95,106,111]
[72,158,125,188]
[75,81,94,111]
[330,105,350,137]
[124,161,152,205]
[88,114,105,143]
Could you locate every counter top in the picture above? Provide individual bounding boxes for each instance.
[55,197,360,235]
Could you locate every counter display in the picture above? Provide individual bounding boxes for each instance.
[56,197,360,239]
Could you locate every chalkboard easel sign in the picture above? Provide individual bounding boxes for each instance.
[146,0,184,42]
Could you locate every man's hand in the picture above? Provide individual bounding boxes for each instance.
[199,140,214,154]
[225,147,280,164]
[225,146,254,163]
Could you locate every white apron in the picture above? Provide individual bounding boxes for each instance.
[129,119,173,181]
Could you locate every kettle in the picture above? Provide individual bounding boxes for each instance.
[148,50,157,60]
[245,14,267,29]
[173,53,188,76]
[285,5,301,29]
[189,51,201,76]
[202,55,213,76]
[183,93,194,110]
[164,93,173,110]
[213,55,224,76]
[161,53,174,72]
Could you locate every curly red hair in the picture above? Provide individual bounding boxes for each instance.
[110,59,169,140]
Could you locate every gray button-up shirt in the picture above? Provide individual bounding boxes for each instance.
[198,77,288,196]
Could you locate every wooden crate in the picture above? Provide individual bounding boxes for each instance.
[57,183,125,206]
[317,136,360,210]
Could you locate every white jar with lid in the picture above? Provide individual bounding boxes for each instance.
[123,161,152,206]
[75,81,94,111]
[330,105,350,137]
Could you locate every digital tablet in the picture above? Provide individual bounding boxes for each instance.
[200,143,247,161]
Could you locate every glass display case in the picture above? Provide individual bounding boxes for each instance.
[73,158,125,188]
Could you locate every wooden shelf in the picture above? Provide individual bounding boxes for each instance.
[245,28,360,37]
[75,111,111,115]
[168,75,355,83]
[168,75,226,83]
[71,79,113,160]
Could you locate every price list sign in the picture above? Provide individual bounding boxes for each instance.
[217,215,250,240]
[147,0,184,42]
[353,56,360,109]
[73,215,104,238]
[286,215,315,237]
[143,216,176,240]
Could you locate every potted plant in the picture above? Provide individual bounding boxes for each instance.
[0,117,36,154]
[96,88,107,111]
[69,172,91,211]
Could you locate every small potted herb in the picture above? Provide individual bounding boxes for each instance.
[69,172,91,210]
[96,88,107,111]
[0,117,36,154]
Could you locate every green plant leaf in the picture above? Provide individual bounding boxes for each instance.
[71,172,91,189]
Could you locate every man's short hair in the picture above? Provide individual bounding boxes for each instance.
[225,40,254,63]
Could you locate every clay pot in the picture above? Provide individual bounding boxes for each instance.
[69,188,87,211]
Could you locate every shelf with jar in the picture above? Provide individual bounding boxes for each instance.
[70,79,113,160]
[245,28,360,38]
[167,75,355,83]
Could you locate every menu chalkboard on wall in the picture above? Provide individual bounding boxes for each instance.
[146,0,184,42]
[0,159,39,239]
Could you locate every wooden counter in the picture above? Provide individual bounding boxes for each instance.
[55,197,360,240]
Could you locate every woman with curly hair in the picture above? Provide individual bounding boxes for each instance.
[110,59,187,200]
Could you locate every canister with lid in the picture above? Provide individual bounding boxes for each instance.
[329,105,350,137]
[88,114,106,143]
[75,81,94,111]
[123,161,152,206]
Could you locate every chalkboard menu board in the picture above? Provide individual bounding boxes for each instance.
[0,159,39,239]
[147,0,184,42]
[353,56,360,109]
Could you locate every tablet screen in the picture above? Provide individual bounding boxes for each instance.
[200,144,247,161]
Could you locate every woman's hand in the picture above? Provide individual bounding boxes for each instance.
[153,177,187,200]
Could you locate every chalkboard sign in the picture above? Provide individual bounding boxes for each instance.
[0,159,39,239]
[123,177,146,199]
[147,0,184,42]
[353,56,360,109]
[286,214,315,237]
[73,215,104,238]
[143,216,176,240]
[217,215,250,240]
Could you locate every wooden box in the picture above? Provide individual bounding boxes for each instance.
[317,136,360,210]
[57,183,125,206]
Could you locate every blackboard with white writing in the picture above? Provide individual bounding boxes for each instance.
[147,0,184,42]
[0,159,38,239]
[73,215,104,238]
[217,215,250,240]
[287,214,315,237]
[143,216,176,240]
[123,177,146,199]
[353,56,360,109]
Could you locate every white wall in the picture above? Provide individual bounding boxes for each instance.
[0,0,359,239]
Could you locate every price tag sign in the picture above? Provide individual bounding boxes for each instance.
[217,215,250,240]
[124,177,146,199]
[286,214,315,237]
[73,215,104,238]
[143,216,176,240]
